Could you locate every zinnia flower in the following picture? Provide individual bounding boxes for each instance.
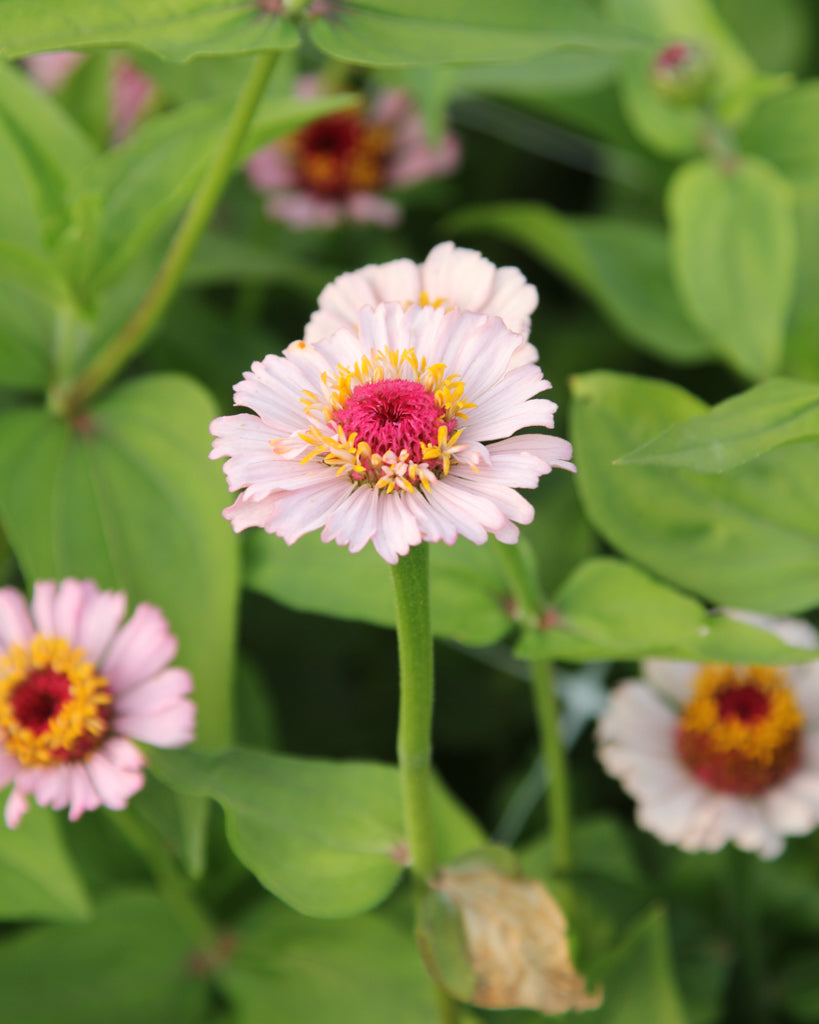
[245,79,460,230]
[0,579,196,828]
[210,302,574,564]
[596,612,819,859]
[303,242,539,362]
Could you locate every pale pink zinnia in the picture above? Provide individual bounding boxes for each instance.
[210,303,574,564]
[245,82,460,230]
[303,243,540,366]
[0,579,196,828]
[596,611,819,860]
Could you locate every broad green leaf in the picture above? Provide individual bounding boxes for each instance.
[220,899,436,1024]
[571,372,819,614]
[0,373,240,748]
[68,91,357,292]
[0,280,53,390]
[449,201,711,364]
[246,531,511,646]
[583,906,687,1024]
[0,1,299,62]
[0,61,96,246]
[667,156,796,379]
[310,0,641,68]
[183,231,336,293]
[605,0,755,156]
[0,889,209,1024]
[786,189,819,381]
[151,747,485,918]
[0,805,90,922]
[516,557,819,664]
[740,81,819,186]
[618,378,819,472]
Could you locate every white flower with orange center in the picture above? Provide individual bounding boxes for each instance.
[596,612,819,859]
[303,242,539,361]
[210,303,574,564]
[0,579,196,828]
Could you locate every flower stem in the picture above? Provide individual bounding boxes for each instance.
[49,50,279,418]
[726,847,769,1024]
[106,807,217,949]
[390,543,460,1023]
[390,543,437,880]
[493,539,573,874]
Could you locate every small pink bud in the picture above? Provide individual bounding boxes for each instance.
[651,41,713,104]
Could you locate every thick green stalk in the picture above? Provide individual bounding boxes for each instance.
[727,847,769,1024]
[390,544,461,1023]
[493,539,573,873]
[50,51,279,417]
[390,543,437,880]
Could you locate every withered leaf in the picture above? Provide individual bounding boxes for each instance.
[432,858,603,1015]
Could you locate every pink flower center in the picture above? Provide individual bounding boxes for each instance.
[654,42,691,72]
[10,668,70,734]
[676,666,803,796]
[336,379,448,462]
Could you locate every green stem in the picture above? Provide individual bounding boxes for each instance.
[49,50,279,418]
[727,848,769,1024]
[493,539,573,873]
[390,544,460,1023]
[106,807,217,949]
[390,543,437,880]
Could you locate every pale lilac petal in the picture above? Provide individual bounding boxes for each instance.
[101,603,178,692]
[641,659,699,707]
[4,789,29,829]
[67,765,102,822]
[0,587,34,653]
[421,242,497,316]
[245,143,297,191]
[75,587,128,664]
[102,736,147,773]
[0,752,18,789]
[53,578,96,647]
[388,130,461,187]
[267,191,343,230]
[85,748,145,810]
[111,60,155,142]
[31,580,58,636]
[345,192,402,227]
[114,667,193,716]
[116,697,196,747]
[29,765,72,810]
[223,491,281,532]
[25,51,85,90]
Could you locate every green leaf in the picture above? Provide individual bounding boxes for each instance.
[618,377,819,472]
[516,557,819,664]
[582,905,687,1024]
[151,747,485,918]
[183,231,336,293]
[571,371,819,614]
[786,189,819,381]
[0,373,240,747]
[0,805,90,922]
[448,201,712,364]
[740,81,819,187]
[68,91,357,292]
[604,0,755,157]
[246,530,511,646]
[0,280,53,390]
[0,889,209,1024]
[0,1,299,62]
[309,0,641,68]
[0,61,96,246]
[667,156,796,379]
[219,899,437,1024]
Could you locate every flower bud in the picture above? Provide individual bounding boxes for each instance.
[651,41,714,104]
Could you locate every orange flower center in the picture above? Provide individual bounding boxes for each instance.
[0,635,112,766]
[676,664,803,795]
[294,109,391,198]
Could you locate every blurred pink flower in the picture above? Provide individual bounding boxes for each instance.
[246,82,461,230]
[210,303,574,564]
[303,242,540,360]
[0,579,196,828]
[596,611,819,860]
[25,50,155,142]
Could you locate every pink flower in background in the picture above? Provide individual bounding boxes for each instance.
[596,612,819,860]
[211,302,574,564]
[0,579,196,828]
[246,82,461,230]
[25,50,155,142]
[303,242,540,364]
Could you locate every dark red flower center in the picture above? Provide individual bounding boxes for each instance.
[295,110,391,198]
[11,669,70,734]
